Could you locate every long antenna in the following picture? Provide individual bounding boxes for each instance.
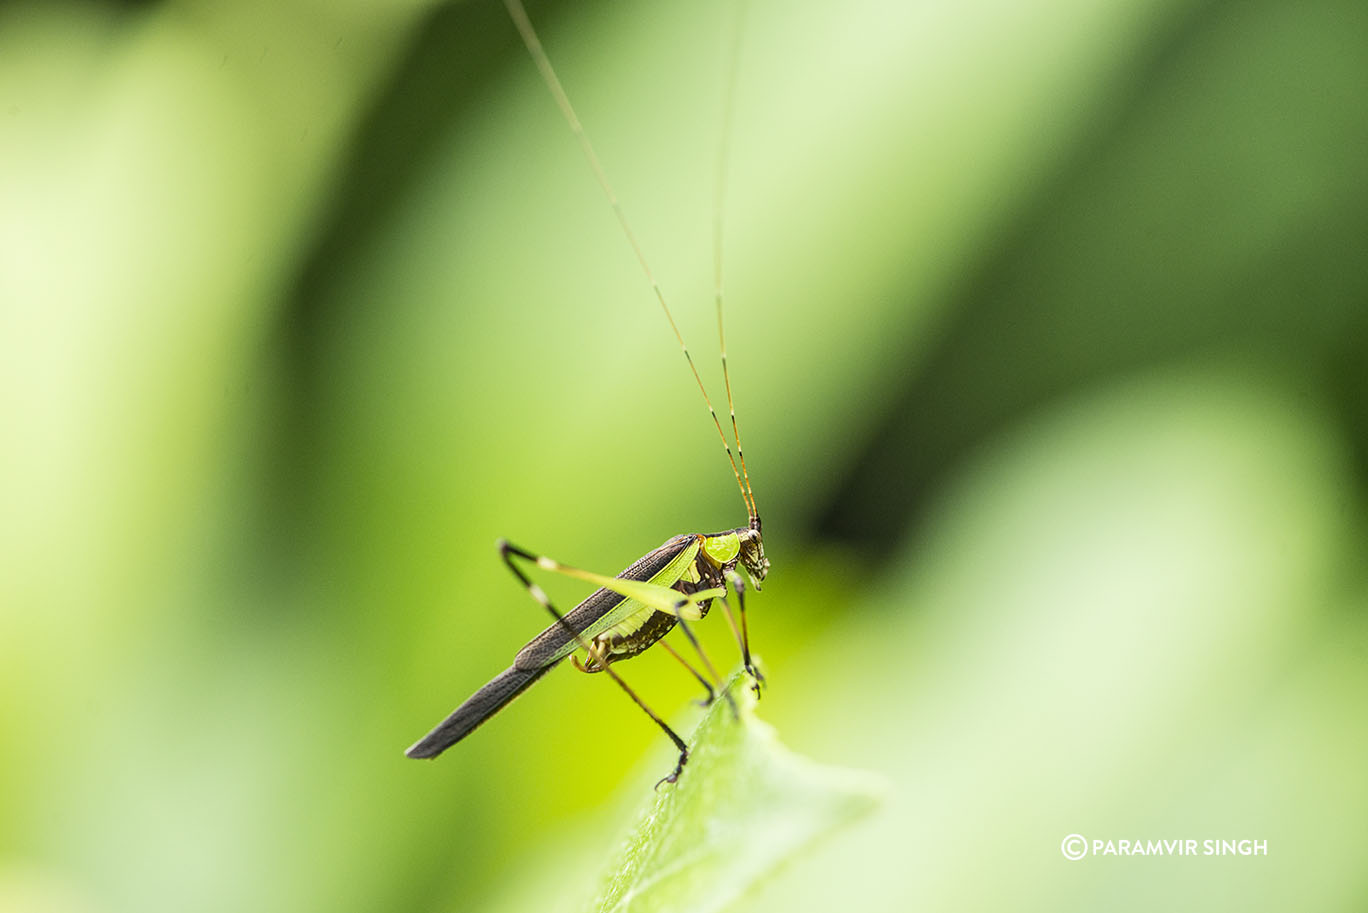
[502,0,753,519]
[712,0,758,522]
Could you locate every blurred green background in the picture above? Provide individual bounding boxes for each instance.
[2,0,1366,910]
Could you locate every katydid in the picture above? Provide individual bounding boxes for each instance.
[406,0,766,784]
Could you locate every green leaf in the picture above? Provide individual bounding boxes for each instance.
[588,671,884,913]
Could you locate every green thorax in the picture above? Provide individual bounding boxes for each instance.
[700,531,741,568]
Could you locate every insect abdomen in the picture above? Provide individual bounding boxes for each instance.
[579,596,713,672]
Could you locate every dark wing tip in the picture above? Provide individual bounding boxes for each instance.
[404,734,447,759]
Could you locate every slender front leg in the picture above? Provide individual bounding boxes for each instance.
[498,540,690,783]
[725,569,764,696]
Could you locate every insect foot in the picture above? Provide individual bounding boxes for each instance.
[747,663,767,699]
[656,749,690,789]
